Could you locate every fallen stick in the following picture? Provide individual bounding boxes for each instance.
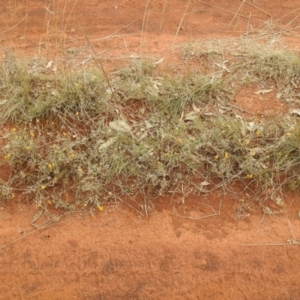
[243,239,300,246]
[0,216,83,251]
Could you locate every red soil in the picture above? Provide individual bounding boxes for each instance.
[1,1,300,299]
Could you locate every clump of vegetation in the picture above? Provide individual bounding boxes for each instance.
[180,31,300,97]
[1,33,300,214]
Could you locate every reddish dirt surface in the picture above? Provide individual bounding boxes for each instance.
[234,87,289,119]
[1,190,300,299]
[1,1,300,299]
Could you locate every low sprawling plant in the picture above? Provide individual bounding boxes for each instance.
[1,33,300,213]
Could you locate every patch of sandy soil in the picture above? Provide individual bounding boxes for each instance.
[1,1,300,299]
[1,190,300,299]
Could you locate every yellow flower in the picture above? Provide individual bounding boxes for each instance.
[250,151,256,156]
[256,130,261,135]
[11,128,17,132]
[41,185,46,190]
[214,155,219,160]
[224,152,229,159]
[47,163,53,169]
[246,174,253,179]
[30,130,34,137]
[286,132,291,137]
[97,205,104,211]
